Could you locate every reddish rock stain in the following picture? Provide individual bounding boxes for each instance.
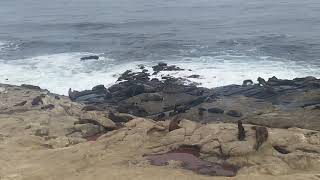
[145,152,239,177]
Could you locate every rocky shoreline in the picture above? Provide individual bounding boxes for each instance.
[70,62,320,130]
[0,63,320,180]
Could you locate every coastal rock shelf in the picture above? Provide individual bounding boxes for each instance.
[69,63,320,131]
[0,63,320,180]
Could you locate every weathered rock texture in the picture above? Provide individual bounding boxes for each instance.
[1,69,320,180]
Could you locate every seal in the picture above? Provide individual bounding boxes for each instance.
[237,120,245,141]
[253,126,268,150]
[169,117,181,132]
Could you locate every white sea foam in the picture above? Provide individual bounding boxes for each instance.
[149,55,320,88]
[0,41,20,52]
[0,52,142,95]
[0,53,319,95]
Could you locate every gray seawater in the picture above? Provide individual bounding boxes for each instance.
[0,0,320,94]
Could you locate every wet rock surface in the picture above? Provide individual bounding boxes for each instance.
[69,63,320,131]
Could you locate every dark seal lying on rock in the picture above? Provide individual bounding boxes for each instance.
[80,55,99,61]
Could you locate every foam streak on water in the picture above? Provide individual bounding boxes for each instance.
[0,41,7,52]
[0,52,319,95]
[151,55,320,88]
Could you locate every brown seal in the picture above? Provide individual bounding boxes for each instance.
[237,120,245,141]
[253,126,268,150]
[168,117,181,132]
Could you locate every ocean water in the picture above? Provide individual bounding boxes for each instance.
[0,0,320,94]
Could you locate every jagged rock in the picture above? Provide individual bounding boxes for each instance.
[117,70,150,82]
[257,77,268,86]
[152,62,184,75]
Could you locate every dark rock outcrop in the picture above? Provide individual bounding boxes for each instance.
[68,63,320,131]
[152,62,184,75]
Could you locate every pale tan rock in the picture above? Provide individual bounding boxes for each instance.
[74,123,102,138]
[48,136,71,148]
[161,128,186,145]
[309,132,320,145]
[281,153,310,170]
[79,111,116,129]
[32,125,49,137]
[48,136,86,148]
[1,83,320,180]
[221,141,255,156]
[200,140,220,154]
[178,119,200,136]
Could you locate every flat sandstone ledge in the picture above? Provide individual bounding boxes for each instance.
[1,67,320,179]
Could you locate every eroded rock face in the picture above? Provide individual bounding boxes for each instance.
[1,83,320,179]
[95,118,320,176]
[0,84,119,142]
